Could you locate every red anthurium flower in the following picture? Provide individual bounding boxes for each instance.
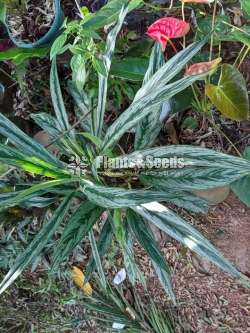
[147,17,190,50]
[185,58,222,76]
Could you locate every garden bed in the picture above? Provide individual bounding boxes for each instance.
[0,0,250,332]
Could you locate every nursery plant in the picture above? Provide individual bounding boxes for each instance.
[0,1,250,303]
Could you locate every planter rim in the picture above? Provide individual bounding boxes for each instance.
[4,0,63,49]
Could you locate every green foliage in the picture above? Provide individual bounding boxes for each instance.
[110,57,149,81]
[81,279,174,333]
[241,0,250,17]
[0,46,50,65]
[0,3,250,304]
[231,147,250,207]
[206,64,249,121]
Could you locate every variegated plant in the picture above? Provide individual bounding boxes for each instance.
[0,2,250,301]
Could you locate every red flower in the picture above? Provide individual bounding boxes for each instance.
[146,17,190,50]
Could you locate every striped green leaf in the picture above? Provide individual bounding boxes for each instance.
[81,180,205,209]
[133,202,250,287]
[52,202,104,270]
[92,4,129,137]
[101,74,206,152]
[0,195,73,294]
[85,217,113,282]
[89,230,107,289]
[50,59,71,133]
[111,145,250,190]
[127,210,175,301]
[0,144,69,178]
[135,42,165,150]
[0,113,61,167]
[0,178,78,209]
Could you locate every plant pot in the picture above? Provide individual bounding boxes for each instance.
[4,0,63,49]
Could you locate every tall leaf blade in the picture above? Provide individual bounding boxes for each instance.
[89,230,107,289]
[0,195,73,294]
[50,59,71,133]
[127,209,175,301]
[52,202,104,269]
[133,202,250,287]
[101,74,205,152]
[135,42,165,150]
[85,217,113,281]
[81,180,206,209]
[0,178,78,209]
[110,145,250,189]
[134,39,207,102]
[0,113,61,167]
[92,4,129,137]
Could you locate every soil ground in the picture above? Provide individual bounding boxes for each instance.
[135,193,250,332]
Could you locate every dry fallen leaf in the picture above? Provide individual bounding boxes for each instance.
[71,266,93,296]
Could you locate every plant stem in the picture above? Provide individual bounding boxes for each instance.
[208,117,242,157]
[209,0,218,62]
[233,44,246,67]
[237,46,250,69]
[181,2,186,49]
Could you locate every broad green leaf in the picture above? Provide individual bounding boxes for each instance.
[0,195,73,294]
[52,202,104,269]
[241,0,250,17]
[133,202,250,287]
[135,42,165,150]
[0,113,62,167]
[110,57,149,81]
[92,4,129,138]
[206,64,249,121]
[196,15,231,44]
[81,0,143,31]
[50,33,67,59]
[0,46,49,65]
[50,59,71,132]
[231,147,250,207]
[127,209,175,301]
[71,54,87,92]
[230,25,250,47]
[92,56,108,77]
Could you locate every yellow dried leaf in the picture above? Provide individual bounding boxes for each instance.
[71,266,93,296]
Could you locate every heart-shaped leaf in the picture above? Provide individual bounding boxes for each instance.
[206,64,249,121]
[231,147,250,207]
